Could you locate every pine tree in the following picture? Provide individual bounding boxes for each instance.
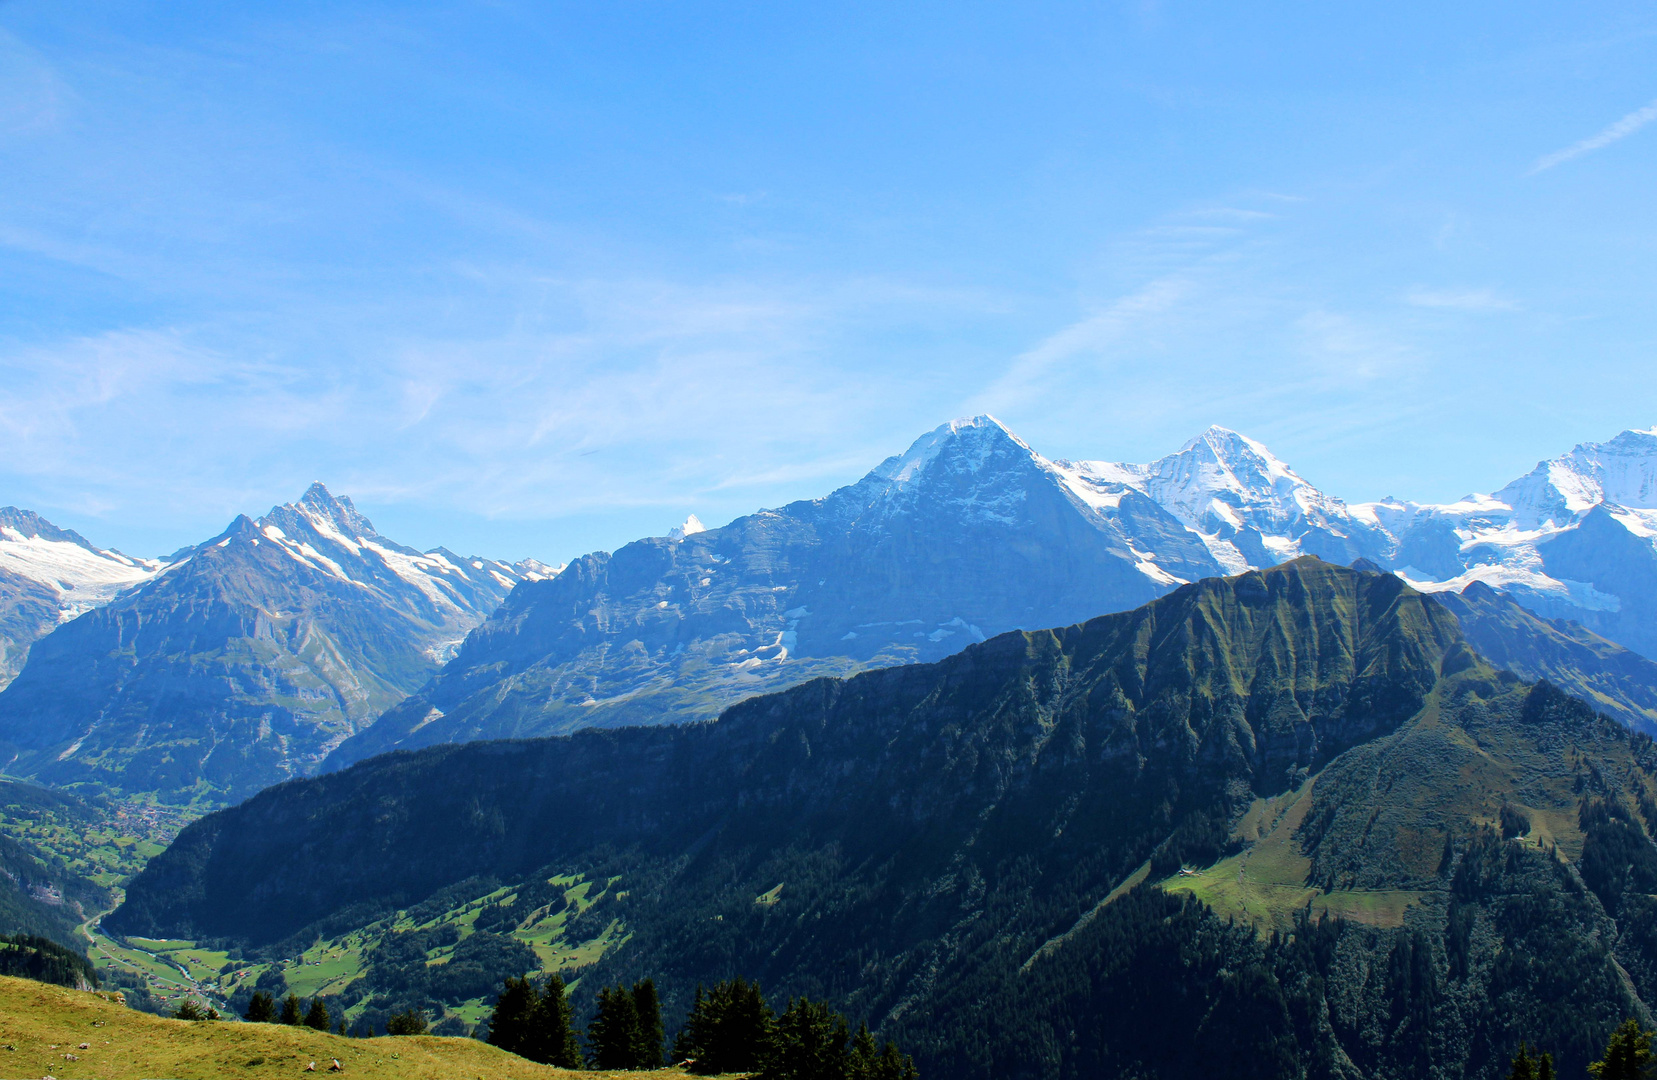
[387,1009,429,1036]
[279,993,303,1026]
[849,1022,879,1080]
[488,976,537,1056]
[588,984,644,1069]
[1538,1051,1556,1080]
[761,997,849,1080]
[632,978,665,1068]
[305,997,331,1032]
[524,975,583,1069]
[871,1041,919,1080]
[673,977,775,1074]
[244,991,277,1023]
[1509,1042,1535,1080]
[1590,1019,1655,1080]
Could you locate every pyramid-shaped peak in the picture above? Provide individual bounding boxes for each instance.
[287,483,377,538]
[868,416,1037,486]
[668,514,707,541]
[1180,425,1285,465]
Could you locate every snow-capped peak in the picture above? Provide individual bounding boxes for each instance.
[295,482,378,540]
[1074,425,1335,537]
[1493,426,1657,526]
[867,415,1034,488]
[668,514,707,541]
[0,507,163,624]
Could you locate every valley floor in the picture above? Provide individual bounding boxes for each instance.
[0,974,722,1080]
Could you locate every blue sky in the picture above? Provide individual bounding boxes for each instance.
[2,1,1655,563]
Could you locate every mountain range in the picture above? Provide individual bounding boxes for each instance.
[2,418,1655,800]
[332,417,1657,766]
[111,559,1657,1079]
[0,485,549,803]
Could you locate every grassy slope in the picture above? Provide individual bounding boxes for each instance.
[1163,663,1654,933]
[0,974,715,1080]
[91,871,632,1029]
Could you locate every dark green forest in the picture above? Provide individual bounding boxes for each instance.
[105,561,1657,1079]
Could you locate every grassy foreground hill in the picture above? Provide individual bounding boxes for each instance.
[0,974,702,1080]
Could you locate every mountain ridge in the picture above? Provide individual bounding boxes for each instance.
[333,416,1657,765]
[0,484,550,803]
[107,559,1657,1080]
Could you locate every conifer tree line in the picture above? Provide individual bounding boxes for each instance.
[485,972,919,1078]
[242,990,348,1034]
[1509,1017,1657,1080]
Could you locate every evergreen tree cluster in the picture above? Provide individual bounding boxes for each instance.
[671,979,916,1079]
[1588,1020,1653,1080]
[243,990,339,1033]
[487,974,583,1068]
[1506,1043,1555,1080]
[587,979,666,1069]
[0,932,98,989]
[484,970,916,1077]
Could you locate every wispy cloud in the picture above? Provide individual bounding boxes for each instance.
[1403,287,1518,312]
[1530,97,1657,174]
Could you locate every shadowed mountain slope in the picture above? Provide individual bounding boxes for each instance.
[112,560,1657,1079]
[111,560,1657,1079]
[117,558,1460,946]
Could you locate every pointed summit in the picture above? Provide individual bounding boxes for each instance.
[866,415,1035,488]
[667,514,707,541]
[292,482,377,539]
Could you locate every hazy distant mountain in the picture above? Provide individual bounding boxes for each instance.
[329,416,1226,765]
[0,508,161,687]
[0,484,550,803]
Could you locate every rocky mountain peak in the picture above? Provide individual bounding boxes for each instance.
[291,482,378,540]
[866,415,1035,488]
[0,507,96,550]
[1492,426,1657,527]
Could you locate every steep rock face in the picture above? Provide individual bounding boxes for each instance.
[336,419,1657,765]
[0,508,162,687]
[109,561,1657,1080]
[330,417,1223,764]
[0,485,543,803]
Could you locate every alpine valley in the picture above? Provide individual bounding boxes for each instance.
[111,559,1657,1080]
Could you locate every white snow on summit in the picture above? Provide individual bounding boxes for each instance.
[1059,425,1373,574]
[0,509,162,621]
[668,514,707,541]
[1489,427,1657,527]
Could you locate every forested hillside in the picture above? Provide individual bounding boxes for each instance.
[104,559,1657,1077]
